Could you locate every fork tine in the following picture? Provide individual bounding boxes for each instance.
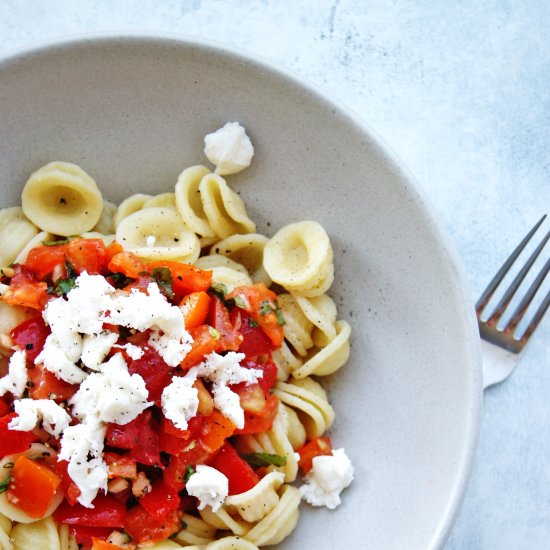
[519,288,550,345]
[475,214,547,314]
[506,257,550,332]
[486,228,550,324]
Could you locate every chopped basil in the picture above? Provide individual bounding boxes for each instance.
[210,283,228,301]
[0,475,10,494]
[248,317,259,328]
[241,452,287,468]
[232,295,246,308]
[109,272,133,289]
[275,307,285,326]
[208,327,221,340]
[55,277,77,296]
[65,260,77,279]
[184,465,195,483]
[42,237,71,246]
[259,300,273,316]
[152,267,174,300]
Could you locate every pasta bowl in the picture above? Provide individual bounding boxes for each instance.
[0,35,482,549]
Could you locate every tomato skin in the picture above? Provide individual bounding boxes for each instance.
[71,526,114,548]
[208,297,242,351]
[126,347,171,402]
[108,252,146,279]
[180,291,211,329]
[27,364,78,402]
[54,493,126,528]
[11,316,50,363]
[65,238,107,275]
[180,325,223,370]
[139,480,180,523]
[163,442,212,491]
[147,260,212,301]
[2,282,49,310]
[0,413,38,458]
[24,245,66,280]
[297,436,333,473]
[125,505,180,544]
[234,395,280,435]
[232,309,275,357]
[209,442,259,495]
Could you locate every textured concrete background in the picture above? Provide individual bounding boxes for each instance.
[0,1,548,548]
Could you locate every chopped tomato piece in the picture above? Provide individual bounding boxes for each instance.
[0,413,38,458]
[7,456,60,518]
[104,241,124,265]
[147,260,212,300]
[227,284,284,347]
[53,459,80,505]
[103,453,137,480]
[2,282,49,310]
[70,526,113,548]
[234,395,280,435]
[208,297,242,351]
[92,539,124,550]
[108,252,146,279]
[126,347,171,402]
[199,410,236,453]
[0,399,8,417]
[232,383,266,414]
[232,309,276,357]
[180,325,223,370]
[210,442,259,495]
[54,493,125,528]
[163,442,212,491]
[27,364,78,402]
[9,264,37,286]
[139,480,180,523]
[180,291,211,329]
[125,505,180,544]
[23,244,66,280]
[11,316,50,363]
[65,238,107,275]
[238,357,278,398]
[297,436,333,473]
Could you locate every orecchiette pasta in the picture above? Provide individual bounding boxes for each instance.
[92,199,118,234]
[10,516,60,550]
[0,207,39,267]
[114,193,153,228]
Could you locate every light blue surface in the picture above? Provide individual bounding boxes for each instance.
[0,1,548,548]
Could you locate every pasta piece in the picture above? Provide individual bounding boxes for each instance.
[199,235,220,249]
[143,192,177,210]
[210,234,271,286]
[202,537,259,550]
[0,302,34,339]
[0,207,39,267]
[79,232,116,246]
[273,377,335,439]
[293,293,337,345]
[140,540,182,549]
[272,341,303,381]
[0,512,13,550]
[92,200,118,234]
[277,294,314,357]
[21,162,103,236]
[10,516,60,550]
[199,506,251,536]
[13,231,54,264]
[195,255,252,292]
[172,513,217,546]
[58,524,78,550]
[116,207,200,263]
[282,404,308,451]
[114,193,153,228]
[292,320,351,379]
[194,255,249,275]
[174,165,215,237]
[263,221,334,296]
[243,485,301,547]
[199,173,256,239]
[0,444,63,523]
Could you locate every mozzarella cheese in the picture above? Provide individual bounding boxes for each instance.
[81,330,119,370]
[185,465,229,512]
[161,369,199,430]
[0,349,27,397]
[9,398,71,437]
[299,448,354,509]
[35,334,87,384]
[203,122,254,176]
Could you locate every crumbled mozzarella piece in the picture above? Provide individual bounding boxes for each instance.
[81,330,119,370]
[9,398,71,437]
[204,122,254,175]
[70,353,151,425]
[114,343,145,360]
[35,334,87,384]
[161,369,199,430]
[186,465,229,512]
[0,349,27,397]
[58,418,108,508]
[196,351,263,429]
[300,448,354,509]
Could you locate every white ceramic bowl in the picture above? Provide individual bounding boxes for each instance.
[0,36,482,549]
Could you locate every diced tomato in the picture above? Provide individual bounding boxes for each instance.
[123,273,153,293]
[234,395,280,435]
[232,357,278,401]
[106,410,161,467]
[0,413,38,458]
[139,480,180,523]
[9,264,37,286]
[297,436,333,473]
[54,493,125,528]
[125,505,180,544]
[92,539,124,550]
[11,316,50,363]
[159,429,188,456]
[180,325,223,370]
[208,297,242,351]
[2,282,49,310]
[227,284,284,347]
[232,309,276,357]
[104,241,124,265]
[70,526,113,548]
[108,252,146,279]
[24,245,66,280]
[231,383,266,414]
[0,399,8,417]
[53,459,80,505]
[180,291,211,329]
[210,442,259,495]
[65,238,107,275]
[147,260,212,301]
[199,410,236,453]
[27,364,78,402]
[103,453,137,480]
[126,347,171,402]
[7,455,61,518]
[163,442,212,491]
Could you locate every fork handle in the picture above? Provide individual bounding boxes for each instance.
[481,340,522,389]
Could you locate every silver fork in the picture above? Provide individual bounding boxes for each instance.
[476,215,550,389]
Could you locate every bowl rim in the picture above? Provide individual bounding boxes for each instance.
[0,32,483,548]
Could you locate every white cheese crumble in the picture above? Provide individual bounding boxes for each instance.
[299,448,354,509]
[9,398,71,438]
[196,351,263,429]
[204,122,254,176]
[186,465,229,512]
[161,369,199,430]
[0,349,27,397]
[113,342,145,360]
[81,330,119,371]
[35,334,87,384]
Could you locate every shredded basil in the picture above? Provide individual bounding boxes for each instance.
[275,307,285,326]
[184,465,195,483]
[259,300,273,315]
[232,296,246,308]
[65,260,77,279]
[210,283,228,301]
[42,237,71,246]
[0,475,10,494]
[241,452,287,468]
[55,277,77,296]
[248,317,259,328]
[152,267,174,300]
[109,272,133,289]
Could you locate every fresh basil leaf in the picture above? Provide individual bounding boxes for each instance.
[275,307,285,326]
[241,452,287,468]
[152,267,174,300]
[248,317,259,328]
[210,283,228,301]
[109,272,133,289]
[259,300,273,316]
[0,474,10,494]
[65,260,77,279]
[184,465,195,483]
[55,277,77,296]
[42,237,71,246]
